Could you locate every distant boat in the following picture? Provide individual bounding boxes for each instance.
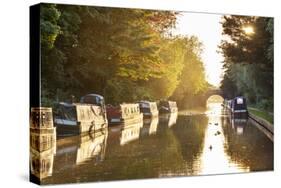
[138,101,159,118]
[158,100,178,113]
[230,96,248,118]
[106,103,143,125]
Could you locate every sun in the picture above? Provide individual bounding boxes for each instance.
[242,26,255,35]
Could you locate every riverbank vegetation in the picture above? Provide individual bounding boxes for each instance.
[219,16,273,112]
[248,108,273,124]
[40,4,208,108]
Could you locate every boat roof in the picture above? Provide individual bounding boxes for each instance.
[57,102,75,107]
[234,96,246,100]
[82,93,104,99]
[138,100,151,103]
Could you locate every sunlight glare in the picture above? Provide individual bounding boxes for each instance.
[198,103,250,174]
[242,26,255,35]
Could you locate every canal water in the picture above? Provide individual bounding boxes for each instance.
[42,103,273,185]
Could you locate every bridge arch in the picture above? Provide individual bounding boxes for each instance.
[203,88,223,107]
[206,94,224,104]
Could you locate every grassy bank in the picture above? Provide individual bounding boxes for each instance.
[248,107,273,124]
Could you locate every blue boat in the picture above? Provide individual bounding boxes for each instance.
[230,96,248,118]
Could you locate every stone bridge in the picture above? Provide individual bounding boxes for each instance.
[204,88,223,104]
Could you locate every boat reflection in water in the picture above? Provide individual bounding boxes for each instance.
[30,146,56,180]
[159,112,178,128]
[41,101,273,184]
[120,121,143,145]
[76,129,108,165]
[108,120,144,146]
[168,112,178,127]
[231,117,247,135]
[140,117,159,137]
[44,127,108,181]
[30,107,56,180]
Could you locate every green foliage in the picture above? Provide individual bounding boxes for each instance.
[40,4,208,108]
[171,37,208,108]
[248,108,273,124]
[40,4,61,50]
[219,16,273,112]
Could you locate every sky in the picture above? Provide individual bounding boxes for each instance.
[174,12,224,87]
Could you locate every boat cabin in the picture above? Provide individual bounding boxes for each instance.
[231,96,248,118]
[54,101,108,135]
[106,103,143,125]
[138,101,159,117]
[80,94,106,111]
[159,100,178,113]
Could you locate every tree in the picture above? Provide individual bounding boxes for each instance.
[219,15,273,111]
[40,4,208,109]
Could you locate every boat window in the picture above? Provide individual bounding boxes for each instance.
[237,98,243,104]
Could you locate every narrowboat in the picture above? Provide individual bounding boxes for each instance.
[106,103,143,125]
[138,101,159,118]
[230,96,248,118]
[54,102,108,136]
[80,94,106,110]
[158,100,178,113]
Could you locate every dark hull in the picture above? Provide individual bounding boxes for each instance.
[55,120,108,137]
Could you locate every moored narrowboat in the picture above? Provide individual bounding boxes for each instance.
[138,101,159,118]
[230,96,248,118]
[80,94,106,109]
[106,103,143,125]
[54,102,108,136]
[159,100,178,113]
